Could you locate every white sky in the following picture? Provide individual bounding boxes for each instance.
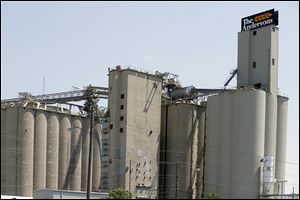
[1,1,299,194]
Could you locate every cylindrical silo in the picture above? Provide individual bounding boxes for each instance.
[58,115,71,189]
[230,89,266,199]
[3,107,18,195]
[16,108,35,197]
[205,95,221,196]
[1,108,7,194]
[264,93,277,158]
[217,92,233,199]
[92,121,102,192]
[195,107,205,199]
[46,112,59,189]
[275,96,288,181]
[81,118,90,191]
[164,103,201,199]
[70,117,82,191]
[33,111,47,191]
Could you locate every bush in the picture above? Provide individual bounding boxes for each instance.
[205,192,220,199]
[107,188,132,199]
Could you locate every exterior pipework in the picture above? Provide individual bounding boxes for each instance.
[16,108,35,197]
[275,96,288,181]
[58,115,71,189]
[33,111,47,191]
[69,117,82,191]
[46,113,59,189]
[92,122,102,192]
[81,119,90,191]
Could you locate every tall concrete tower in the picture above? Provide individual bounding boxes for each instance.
[205,9,288,198]
[108,66,162,198]
[237,9,279,94]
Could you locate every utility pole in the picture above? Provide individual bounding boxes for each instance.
[87,104,94,199]
[85,85,97,199]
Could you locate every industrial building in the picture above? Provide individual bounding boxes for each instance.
[1,9,292,199]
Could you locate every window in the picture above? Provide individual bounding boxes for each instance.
[272,58,275,66]
[121,93,125,99]
[253,31,257,36]
[253,61,256,68]
[120,128,123,132]
[120,105,124,110]
[120,116,124,121]
[110,124,113,129]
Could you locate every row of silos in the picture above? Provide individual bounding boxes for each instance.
[159,103,206,199]
[204,89,288,199]
[1,104,103,197]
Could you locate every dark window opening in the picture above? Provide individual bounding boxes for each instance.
[272,58,275,66]
[253,31,257,36]
[110,124,113,129]
[120,116,124,121]
[121,93,124,99]
[120,128,123,132]
[254,83,262,89]
[120,105,124,110]
[253,62,256,68]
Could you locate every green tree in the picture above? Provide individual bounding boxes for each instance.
[205,192,221,199]
[107,188,132,199]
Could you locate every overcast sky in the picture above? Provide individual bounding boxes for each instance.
[1,1,299,194]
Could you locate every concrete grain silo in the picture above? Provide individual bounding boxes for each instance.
[16,108,35,197]
[46,113,59,189]
[81,119,90,191]
[160,103,205,199]
[58,115,71,189]
[69,117,82,191]
[33,111,47,191]
[230,89,266,199]
[205,89,266,199]
[92,122,102,192]
[275,96,289,184]
[2,107,18,195]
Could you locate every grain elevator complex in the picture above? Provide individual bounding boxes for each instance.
[1,9,293,199]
